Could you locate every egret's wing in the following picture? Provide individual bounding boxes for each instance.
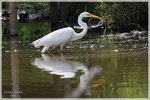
[32,27,74,47]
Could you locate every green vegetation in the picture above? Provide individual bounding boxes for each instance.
[17,2,49,9]
[95,2,148,26]
[2,2,49,9]
[18,21,50,41]
[2,2,148,41]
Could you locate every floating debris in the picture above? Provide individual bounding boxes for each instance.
[130,49,133,51]
[99,45,104,48]
[113,49,118,52]
[130,30,147,36]
[66,45,76,49]
[14,49,19,52]
[132,44,137,48]
[29,55,32,57]
[114,32,130,40]
[5,50,10,53]
[18,41,21,43]
[36,49,40,52]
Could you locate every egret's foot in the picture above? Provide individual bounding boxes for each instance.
[60,50,64,53]
[59,48,68,54]
[41,51,45,54]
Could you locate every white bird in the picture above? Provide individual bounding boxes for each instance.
[31,12,101,53]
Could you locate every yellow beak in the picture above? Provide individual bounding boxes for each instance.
[88,13,101,19]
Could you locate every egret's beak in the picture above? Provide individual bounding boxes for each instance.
[88,13,101,19]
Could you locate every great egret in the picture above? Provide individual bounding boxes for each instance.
[31,12,102,53]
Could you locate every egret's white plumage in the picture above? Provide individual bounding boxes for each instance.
[31,12,101,53]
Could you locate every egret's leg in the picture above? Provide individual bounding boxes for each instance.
[49,46,57,52]
[52,46,57,50]
[41,45,50,53]
[60,45,64,51]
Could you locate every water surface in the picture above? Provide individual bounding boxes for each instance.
[2,37,148,98]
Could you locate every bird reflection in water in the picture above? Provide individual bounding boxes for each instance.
[31,54,102,98]
[32,54,89,79]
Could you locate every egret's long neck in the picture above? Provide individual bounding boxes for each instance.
[71,15,88,41]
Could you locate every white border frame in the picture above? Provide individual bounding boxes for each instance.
[0,0,149,100]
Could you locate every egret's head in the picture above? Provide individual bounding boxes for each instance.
[80,12,101,19]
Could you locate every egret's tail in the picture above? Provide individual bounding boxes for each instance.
[28,42,34,47]
[30,39,41,48]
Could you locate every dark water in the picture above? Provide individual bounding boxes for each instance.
[2,36,148,98]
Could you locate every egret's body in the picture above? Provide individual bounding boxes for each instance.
[31,12,101,53]
[32,27,75,52]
